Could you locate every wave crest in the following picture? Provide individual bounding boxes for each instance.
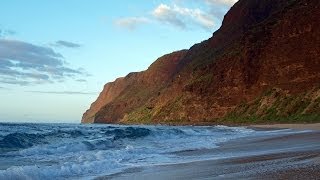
[105,127,151,140]
[0,133,46,150]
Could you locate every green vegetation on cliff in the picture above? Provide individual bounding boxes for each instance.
[220,88,320,124]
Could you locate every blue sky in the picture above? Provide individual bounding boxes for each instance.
[0,0,236,123]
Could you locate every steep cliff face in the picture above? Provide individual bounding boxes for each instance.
[82,51,187,123]
[81,77,127,123]
[82,0,320,124]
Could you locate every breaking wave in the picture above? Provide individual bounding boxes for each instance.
[0,123,294,179]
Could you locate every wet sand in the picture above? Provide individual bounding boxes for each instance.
[251,123,320,131]
[97,128,320,180]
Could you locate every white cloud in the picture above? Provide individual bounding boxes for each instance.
[152,4,214,31]
[152,4,186,29]
[114,17,150,30]
[113,0,239,32]
[205,0,238,6]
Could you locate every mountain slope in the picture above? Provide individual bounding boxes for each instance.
[82,51,187,123]
[82,0,320,124]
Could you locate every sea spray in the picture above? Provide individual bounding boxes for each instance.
[0,123,295,179]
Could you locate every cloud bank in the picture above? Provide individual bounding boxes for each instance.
[0,39,87,85]
[152,4,214,30]
[113,0,238,31]
[205,0,238,6]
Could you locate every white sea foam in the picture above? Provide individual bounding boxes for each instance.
[0,123,296,179]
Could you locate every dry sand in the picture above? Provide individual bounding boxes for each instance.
[97,127,320,180]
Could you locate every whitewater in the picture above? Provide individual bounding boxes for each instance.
[0,123,304,179]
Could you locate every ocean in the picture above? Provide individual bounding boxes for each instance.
[0,123,306,179]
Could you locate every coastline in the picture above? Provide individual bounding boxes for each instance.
[97,124,320,180]
[250,123,320,131]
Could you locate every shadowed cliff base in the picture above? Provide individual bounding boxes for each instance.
[82,0,320,125]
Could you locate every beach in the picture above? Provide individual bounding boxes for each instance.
[251,123,320,131]
[99,124,320,180]
[1,123,319,179]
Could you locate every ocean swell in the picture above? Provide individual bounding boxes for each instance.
[0,123,276,179]
[0,133,47,150]
[105,127,151,140]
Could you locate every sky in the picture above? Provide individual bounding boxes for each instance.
[0,0,237,123]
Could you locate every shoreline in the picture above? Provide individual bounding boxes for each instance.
[91,122,320,131]
[250,123,320,131]
[98,130,320,180]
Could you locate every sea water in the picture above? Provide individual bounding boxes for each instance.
[0,123,296,179]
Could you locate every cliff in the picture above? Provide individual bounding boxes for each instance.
[82,51,187,123]
[82,0,320,124]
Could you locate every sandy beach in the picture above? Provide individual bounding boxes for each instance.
[98,124,320,180]
[250,123,320,131]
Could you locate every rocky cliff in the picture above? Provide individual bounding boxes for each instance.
[82,0,320,124]
[82,51,187,123]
